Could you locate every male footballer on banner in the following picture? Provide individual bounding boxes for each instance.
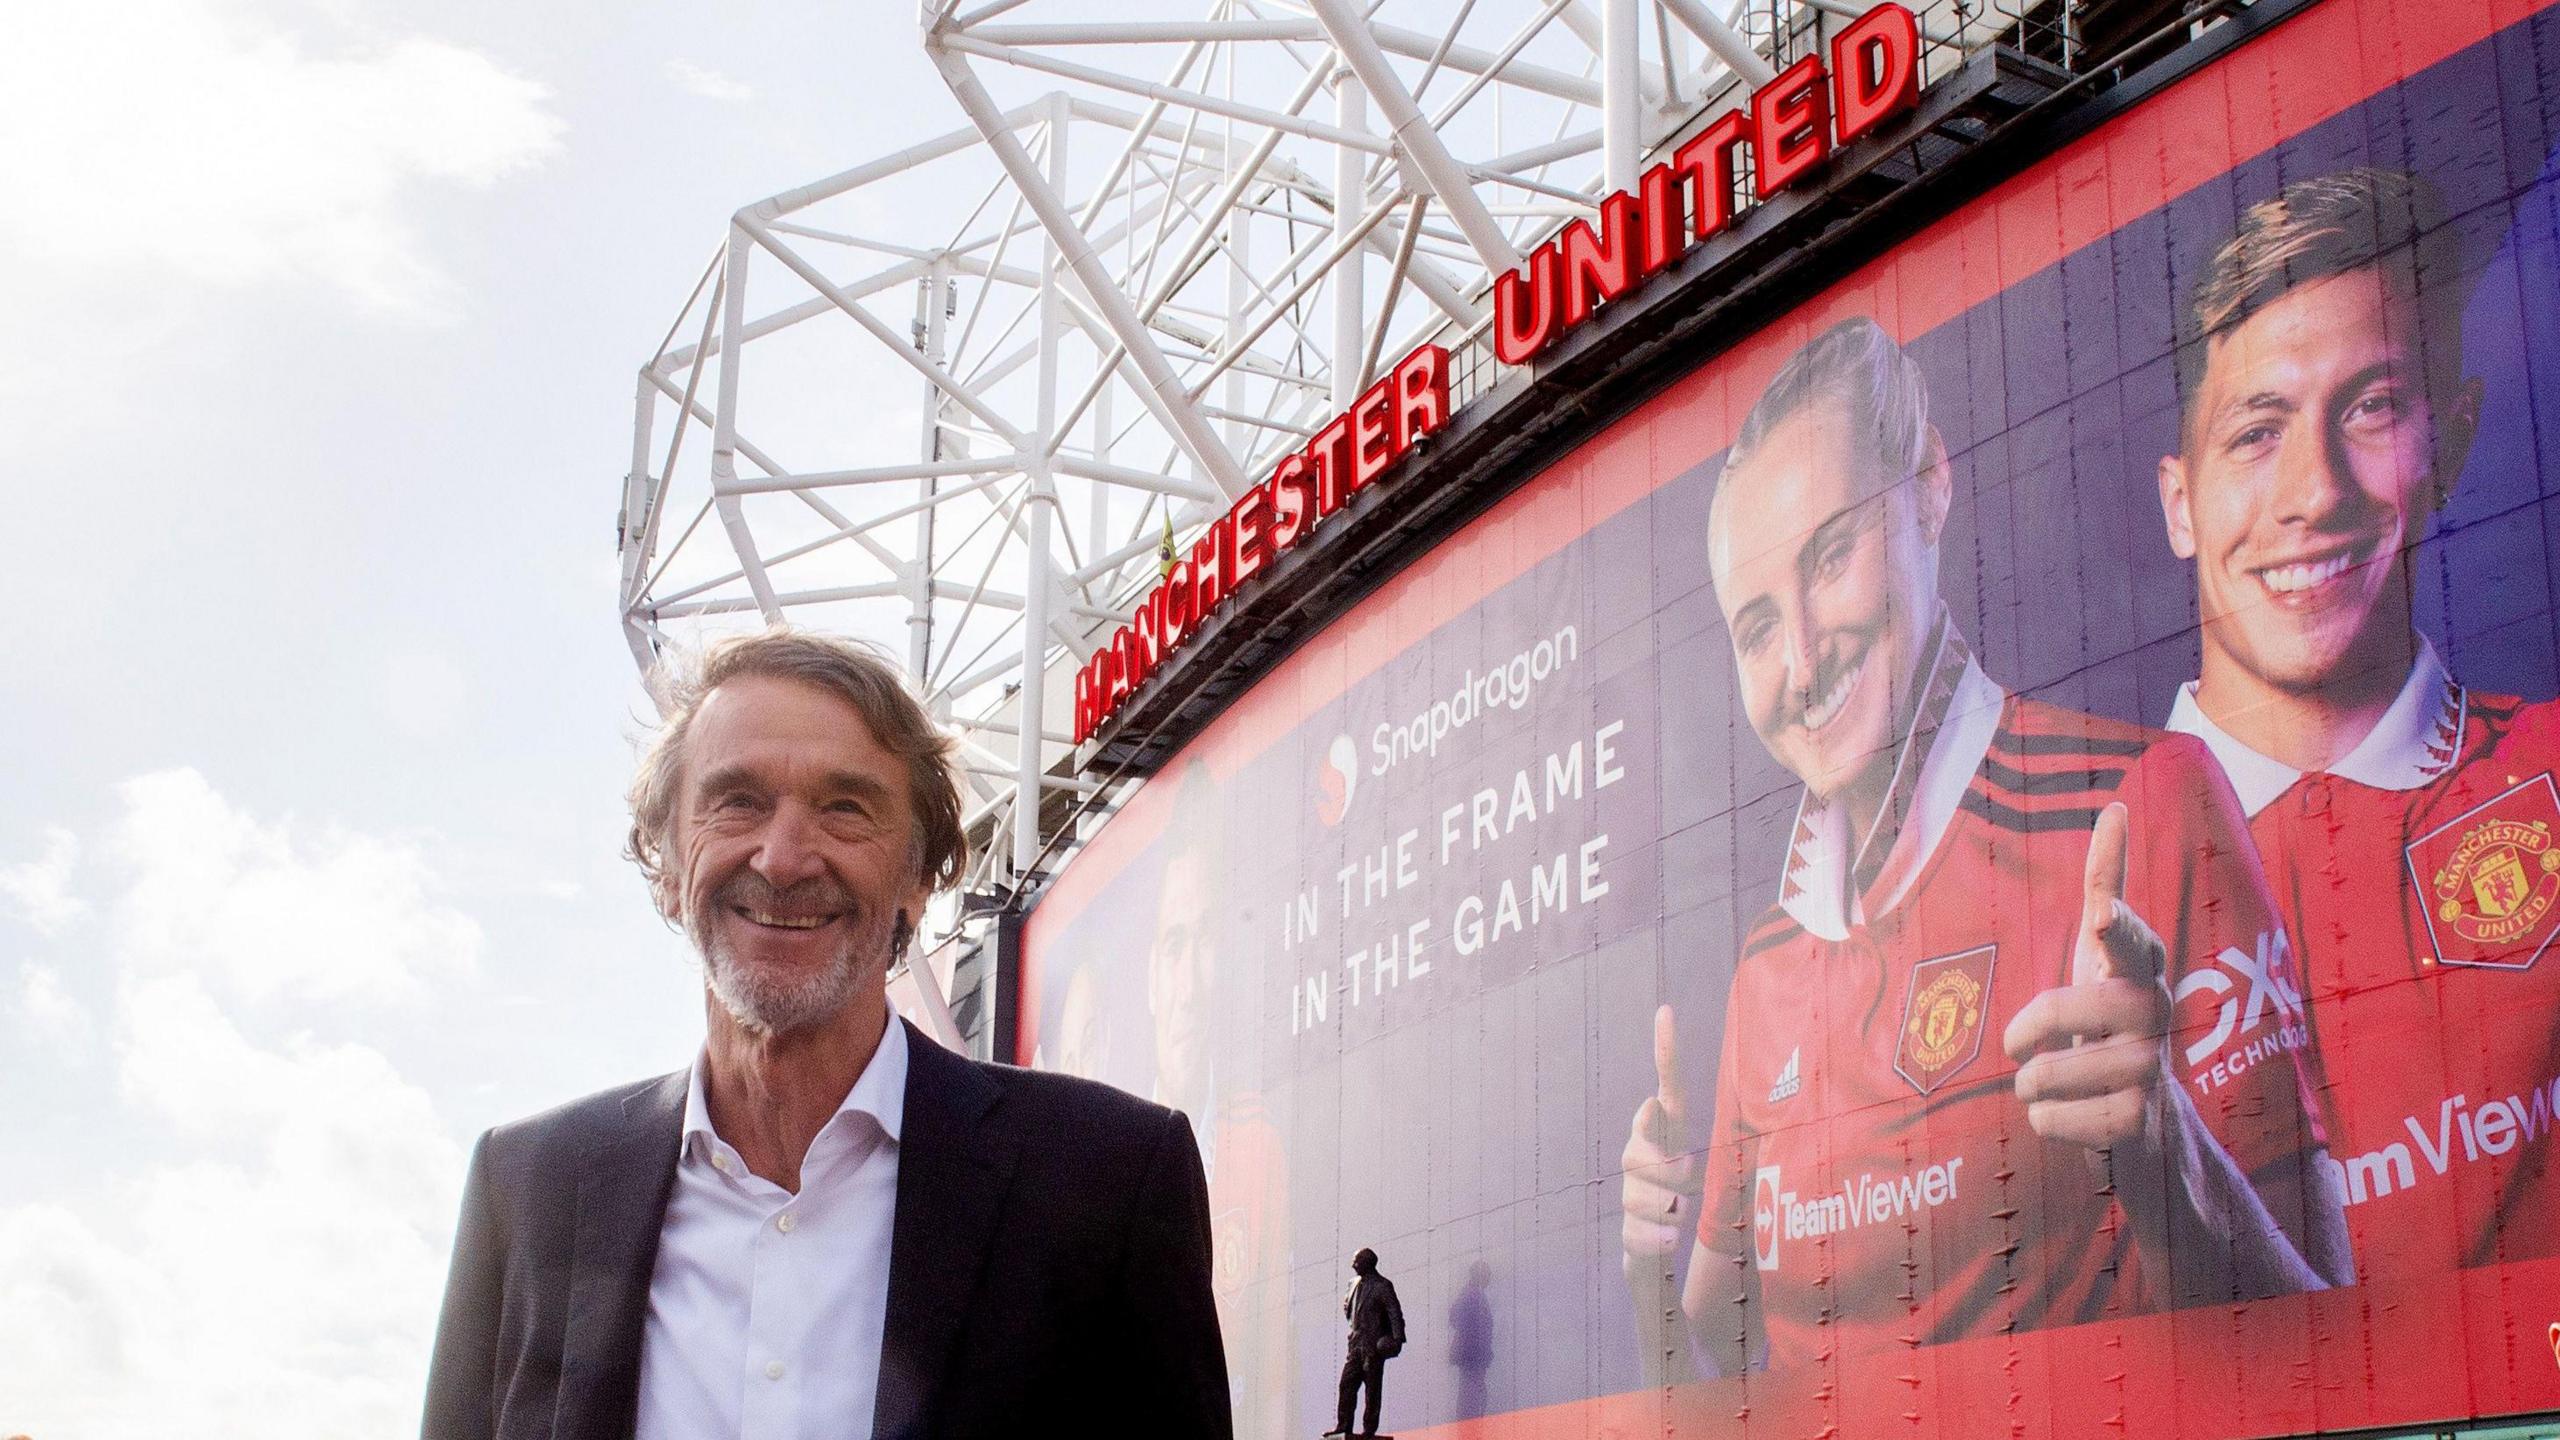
[2157,168,2560,1279]
[1149,764,1293,1439]
[1620,318,2350,1381]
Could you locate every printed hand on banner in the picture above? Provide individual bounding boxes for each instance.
[1621,1005,1705,1258]
[2001,802,2174,1150]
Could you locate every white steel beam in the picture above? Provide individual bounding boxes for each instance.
[709,227,782,621]
[1015,92,1068,879]
[1332,66,1368,410]
[1603,0,1642,191]
[740,218,1031,449]
[929,43,1253,499]
[1661,0,1777,86]
[973,19,1610,106]
[941,35,1394,154]
[715,455,1023,496]
[1304,0,1526,277]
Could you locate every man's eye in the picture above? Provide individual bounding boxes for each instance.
[2341,388,2408,434]
[1812,535,1856,583]
[713,792,761,814]
[1737,619,1774,655]
[826,800,869,817]
[2224,421,2280,458]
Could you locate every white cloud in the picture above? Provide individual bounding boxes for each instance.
[13,963,95,1059]
[0,825,84,933]
[0,0,564,319]
[0,773,478,1439]
[0,977,463,1438]
[109,767,481,1008]
[668,58,757,103]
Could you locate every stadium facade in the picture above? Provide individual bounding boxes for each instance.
[624,0,2560,1424]
[626,0,2560,1434]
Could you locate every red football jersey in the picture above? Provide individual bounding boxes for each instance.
[2190,676,2560,1278]
[1698,641,2328,1374]
[1204,1095,1292,1440]
[1206,1094,1289,1297]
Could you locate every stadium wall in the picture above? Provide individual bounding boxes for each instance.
[1019,0,2560,1434]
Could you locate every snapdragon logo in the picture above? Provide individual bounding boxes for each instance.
[1371,624,1579,778]
[1318,734,1360,826]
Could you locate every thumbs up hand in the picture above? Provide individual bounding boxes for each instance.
[1622,1004,1706,1258]
[2000,803,2175,1150]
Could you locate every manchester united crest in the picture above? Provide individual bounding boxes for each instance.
[2407,774,2560,971]
[1895,944,1995,1094]
[1211,1204,1247,1293]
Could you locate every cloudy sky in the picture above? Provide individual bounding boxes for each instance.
[0,1,970,1432]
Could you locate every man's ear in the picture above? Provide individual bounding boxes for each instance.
[2431,375,2484,513]
[896,882,931,951]
[1916,425,1954,548]
[2158,452,2198,561]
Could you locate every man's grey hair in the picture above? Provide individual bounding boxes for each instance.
[1722,315,1934,489]
[626,628,969,902]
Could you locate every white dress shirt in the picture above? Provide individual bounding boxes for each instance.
[635,1013,907,1440]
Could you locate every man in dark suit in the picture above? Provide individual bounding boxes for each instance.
[422,629,1232,1440]
[1328,1248,1404,1439]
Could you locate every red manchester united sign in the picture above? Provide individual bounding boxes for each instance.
[1493,3,1921,366]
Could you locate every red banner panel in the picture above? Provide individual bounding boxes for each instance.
[1023,1,2560,1435]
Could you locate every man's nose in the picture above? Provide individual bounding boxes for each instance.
[2275,421,2359,525]
[749,802,829,887]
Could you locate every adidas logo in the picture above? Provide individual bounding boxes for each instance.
[1767,1047,1801,1104]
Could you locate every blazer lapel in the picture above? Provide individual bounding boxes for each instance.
[873,1021,1018,1440]
[555,1070,686,1440]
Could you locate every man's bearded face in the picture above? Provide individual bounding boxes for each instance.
[688,868,890,1036]
[664,674,924,1037]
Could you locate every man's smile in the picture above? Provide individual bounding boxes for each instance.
[2248,536,2382,605]
[732,906,842,932]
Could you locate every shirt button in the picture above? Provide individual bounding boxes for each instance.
[776,1212,796,1234]
[713,1154,735,1174]
[766,1361,786,1381]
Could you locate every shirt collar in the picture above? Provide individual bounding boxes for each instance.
[2165,639,2465,817]
[1778,613,2006,941]
[678,1009,910,1165]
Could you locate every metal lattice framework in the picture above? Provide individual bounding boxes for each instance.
[616,0,2220,935]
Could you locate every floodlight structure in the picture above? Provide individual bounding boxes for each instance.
[617,0,2207,940]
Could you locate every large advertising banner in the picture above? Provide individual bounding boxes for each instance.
[1021,0,2560,1435]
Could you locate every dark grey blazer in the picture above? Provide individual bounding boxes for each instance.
[421,1019,1233,1439]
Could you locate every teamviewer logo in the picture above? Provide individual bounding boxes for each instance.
[1317,734,1360,826]
[1752,1166,1782,1271]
